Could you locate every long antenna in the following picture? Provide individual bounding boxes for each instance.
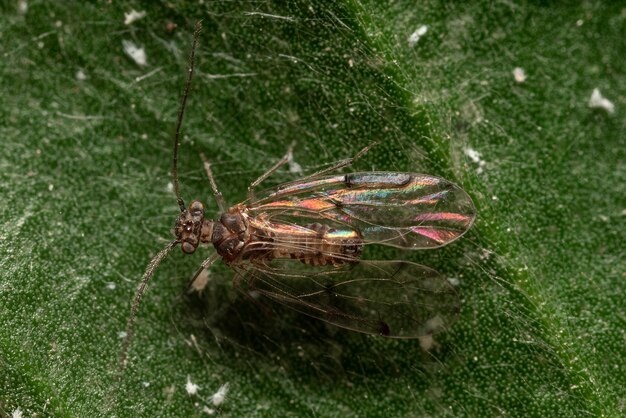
[118,23,204,373]
[172,21,203,212]
[119,240,178,372]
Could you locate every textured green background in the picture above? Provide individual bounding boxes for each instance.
[1,1,624,417]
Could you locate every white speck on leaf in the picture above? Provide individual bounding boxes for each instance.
[122,40,147,66]
[186,375,200,395]
[287,150,302,174]
[210,382,230,406]
[106,282,116,290]
[118,331,128,339]
[202,406,216,415]
[419,335,434,351]
[12,408,23,418]
[124,10,146,25]
[447,277,460,286]
[408,25,428,47]
[480,249,493,260]
[76,69,86,81]
[289,161,302,173]
[512,67,526,83]
[17,0,27,14]
[588,88,615,114]
[464,147,486,174]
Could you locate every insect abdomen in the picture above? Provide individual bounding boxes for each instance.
[274,222,363,266]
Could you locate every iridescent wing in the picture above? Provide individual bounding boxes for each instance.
[246,172,476,249]
[233,259,460,338]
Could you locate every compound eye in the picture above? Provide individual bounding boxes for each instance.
[189,200,204,216]
[181,241,196,254]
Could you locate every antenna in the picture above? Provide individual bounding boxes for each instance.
[118,22,202,373]
[172,21,203,212]
[119,240,178,372]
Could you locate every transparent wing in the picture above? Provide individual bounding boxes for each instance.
[233,259,460,338]
[246,172,476,249]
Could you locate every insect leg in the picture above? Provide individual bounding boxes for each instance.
[199,152,227,213]
[186,251,220,292]
[247,141,295,200]
[299,143,375,181]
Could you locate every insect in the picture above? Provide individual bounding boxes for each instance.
[119,23,476,369]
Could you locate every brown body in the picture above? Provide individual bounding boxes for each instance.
[213,206,363,266]
[175,201,363,267]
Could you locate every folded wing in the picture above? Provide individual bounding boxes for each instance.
[247,172,476,249]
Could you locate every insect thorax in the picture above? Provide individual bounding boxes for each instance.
[211,211,249,263]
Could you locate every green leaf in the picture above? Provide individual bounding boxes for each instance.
[1,1,624,417]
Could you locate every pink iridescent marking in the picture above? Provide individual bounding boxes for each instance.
[404,190,449,205]
[410,227,462,244]
[414,212,472,223]
[258,198,335,211]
